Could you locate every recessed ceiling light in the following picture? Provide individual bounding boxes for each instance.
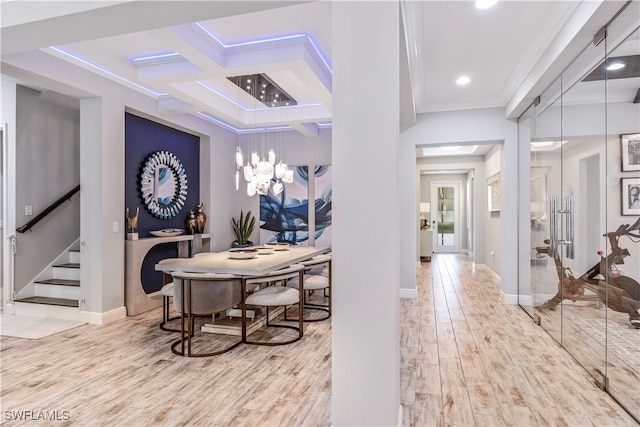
[442,146,461,151]
[456,76,471,85]
[475,0,497,9]
[606,62,625,71]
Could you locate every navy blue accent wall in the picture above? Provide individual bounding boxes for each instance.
[125,113,200,294]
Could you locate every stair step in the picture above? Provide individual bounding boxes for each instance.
[15,296,79,307]
[69,250,80,264]
[36,279,80,287]
[54,263,80,269]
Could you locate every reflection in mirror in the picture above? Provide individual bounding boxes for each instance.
[155,165,176,206]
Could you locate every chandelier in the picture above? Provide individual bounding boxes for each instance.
[232,74,294,196]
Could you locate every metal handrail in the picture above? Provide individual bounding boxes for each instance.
[16,185,80,233]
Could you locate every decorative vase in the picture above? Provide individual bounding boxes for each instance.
[186,210,197,234]
[195,202,207,233]
[232,240,253,248]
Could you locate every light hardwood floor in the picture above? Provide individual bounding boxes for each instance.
[1,254,637,426]
[401,254,638,426]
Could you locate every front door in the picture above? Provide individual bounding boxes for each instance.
[431,181,460,253]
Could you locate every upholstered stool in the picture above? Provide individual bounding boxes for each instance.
[286,254,331,321]
[242,263,305,346]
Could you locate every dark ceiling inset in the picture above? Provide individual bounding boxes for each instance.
[228,74,297,108]
[583,55,640,81]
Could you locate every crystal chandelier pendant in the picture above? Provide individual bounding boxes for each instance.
[235,170,239,191]
[247,179,257,196]
[235,147,244,169]
[243,163,254,182]
[273,180,283,195]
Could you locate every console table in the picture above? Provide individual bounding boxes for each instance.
[125,234,210,315]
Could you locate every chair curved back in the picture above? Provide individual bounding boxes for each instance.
[171,271,242,315]
[301,254,331,267]
[244,263,305,286]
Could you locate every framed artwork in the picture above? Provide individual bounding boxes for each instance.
[487,172,501,212]
[621,133,640,172]
[621,177,640,216]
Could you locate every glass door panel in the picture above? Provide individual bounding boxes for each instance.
[432,182,460,253]
[558,31,607,395]
[604,23,640,420]
[530,77,564,346]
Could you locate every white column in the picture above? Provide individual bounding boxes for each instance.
[80,98,126,323]
[1,77,18,312]
[332,2,400,425]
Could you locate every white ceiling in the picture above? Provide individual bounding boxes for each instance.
[0,0,597,145]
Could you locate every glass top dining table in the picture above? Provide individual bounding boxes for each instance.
[155,245,330,276]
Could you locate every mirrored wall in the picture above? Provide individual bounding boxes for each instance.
[518,1,639,421]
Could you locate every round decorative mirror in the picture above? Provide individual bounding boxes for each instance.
[139,150,188,219]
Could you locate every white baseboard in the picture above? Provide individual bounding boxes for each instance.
[502,292,519,305]
[399,288,417,299]
[472,262,485,270]
[79,306,126,325]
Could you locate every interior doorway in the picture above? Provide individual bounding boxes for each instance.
[431,181,461,253]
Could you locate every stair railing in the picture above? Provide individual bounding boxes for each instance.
[16,185,80,233]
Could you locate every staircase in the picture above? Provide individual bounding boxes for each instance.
[14,248,81,321]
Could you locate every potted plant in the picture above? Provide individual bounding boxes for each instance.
[231,210,255,248]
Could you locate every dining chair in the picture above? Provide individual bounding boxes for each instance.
[242,263,305,346]
[285,254,331,321]
[157,258,181,332]
[171,271,243,357]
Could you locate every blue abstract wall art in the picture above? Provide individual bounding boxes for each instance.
[260,166,309,245]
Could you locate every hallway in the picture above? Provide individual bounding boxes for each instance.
[401,253,638,426]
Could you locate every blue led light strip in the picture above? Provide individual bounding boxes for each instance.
[50,47,167,97]
[194,22,332,74]
[196,112,293,134]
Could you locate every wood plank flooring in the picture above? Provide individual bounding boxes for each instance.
[1,253,637,426]
[401,254,638,426]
